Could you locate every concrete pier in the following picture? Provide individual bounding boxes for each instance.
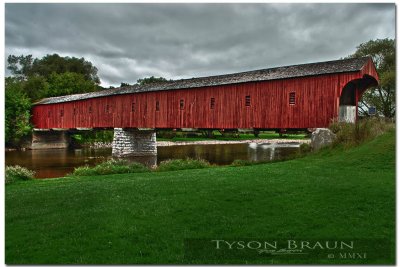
[339,105,356,123]
[31,130,71,149]
[112,128,157,157]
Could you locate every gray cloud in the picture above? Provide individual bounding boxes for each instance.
[5,3,395,87]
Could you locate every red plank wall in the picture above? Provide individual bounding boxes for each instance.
[31,67,378,130]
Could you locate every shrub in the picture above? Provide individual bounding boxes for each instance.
[71,165,97,176]
[156,158,211,172]
[329,117,394,148]
[71,159,149,176]
[5,165,35,184]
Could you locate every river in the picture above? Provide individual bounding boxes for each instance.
[5,142,301,178]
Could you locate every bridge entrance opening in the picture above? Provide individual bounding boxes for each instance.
[339,82,357,123]
[338,74,378,123]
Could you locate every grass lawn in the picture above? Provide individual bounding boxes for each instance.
[5,130,395,264]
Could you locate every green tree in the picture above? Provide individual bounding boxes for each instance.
[47,72,98,97]
[7,53,100,84]
[7,55,34,79]
[23,76,49,101]
[5,54,102,147]
[5,77,32,145]
[120,82,132,87]
[348,38,395,118]
[137,76,170,86]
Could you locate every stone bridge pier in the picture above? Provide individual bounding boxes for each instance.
[112,128,157,157]
[30,128,157,159]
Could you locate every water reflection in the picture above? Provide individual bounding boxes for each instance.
[5,142,300,178]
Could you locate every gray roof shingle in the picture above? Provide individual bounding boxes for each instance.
[34,57,370,105]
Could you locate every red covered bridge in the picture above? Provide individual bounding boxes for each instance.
[31,57,378,156]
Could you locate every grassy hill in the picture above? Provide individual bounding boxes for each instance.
[5,129,395,264]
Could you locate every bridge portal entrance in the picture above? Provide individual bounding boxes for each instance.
[338,74,378,123]
[339,82,357,123]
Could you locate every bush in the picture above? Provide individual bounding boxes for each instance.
[156,158,211,172]
[71,159,149,176]
[5,165,35,184]
[329,117,394,148]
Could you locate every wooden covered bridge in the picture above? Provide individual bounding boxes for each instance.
[31,57,378,156]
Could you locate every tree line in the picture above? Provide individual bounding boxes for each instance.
[5,38,395,147]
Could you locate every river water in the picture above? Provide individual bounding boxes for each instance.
[5,142,301,178]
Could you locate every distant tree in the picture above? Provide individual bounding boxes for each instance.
[7,55,34,79]
[5,77,32,145]
[120,82,132,87]
[136,76,170,86]
[348,38,395,118]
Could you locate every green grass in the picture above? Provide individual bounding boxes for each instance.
[5,130,395,264]
[157,131,307,142]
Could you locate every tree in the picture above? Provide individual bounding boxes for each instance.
[348,38,395,118]
[7,53,100,84]
[5,77,32,145]
[5,54,101,147]
[23,76,49,100]
[47,72,98,97]
[120,82,132,87]
[137,76,170,86]
[7,54,101,101]
[7,55,34,79]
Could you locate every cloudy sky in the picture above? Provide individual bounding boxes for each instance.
[5,3,395,87]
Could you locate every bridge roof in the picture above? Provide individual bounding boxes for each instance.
[35,57,372,105]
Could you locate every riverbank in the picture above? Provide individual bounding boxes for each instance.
[5,129,395,264]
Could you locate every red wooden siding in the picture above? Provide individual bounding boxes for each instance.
[32,60,379,130]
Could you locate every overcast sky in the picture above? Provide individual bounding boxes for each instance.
[5,3,395,87]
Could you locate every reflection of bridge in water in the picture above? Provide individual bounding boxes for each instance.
[248,142,301,162]
[31,57,378,157]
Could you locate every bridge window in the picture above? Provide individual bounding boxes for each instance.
[105,105,110,113]
[60,109,64,117]
[180,99,184,110]
[89,106,92,114]
[289,92,296,105]
[131,102,135,112]
[48,111,51,117]
[73,108,76,116]
[245,95,251,106]
[210,98,215,109]
[156,101,160,111]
